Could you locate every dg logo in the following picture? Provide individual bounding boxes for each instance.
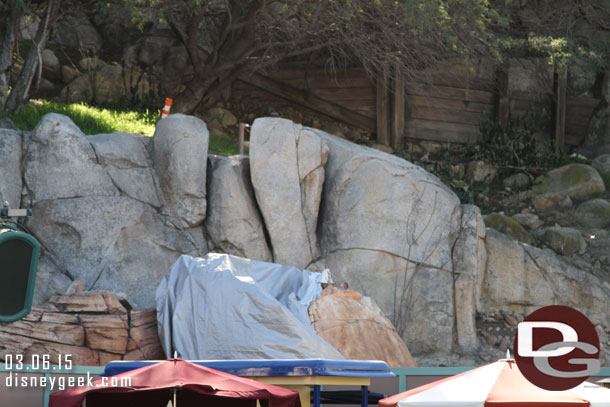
[514,305,600,391]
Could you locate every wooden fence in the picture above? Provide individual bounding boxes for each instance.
[234,62,601,151]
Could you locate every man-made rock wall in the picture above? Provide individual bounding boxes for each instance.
[314,130,462,355]
[250,118,328,268]
[2,114,609,364]
[0,290,164,365]
[205,155,272,262]
[5,114,206,309]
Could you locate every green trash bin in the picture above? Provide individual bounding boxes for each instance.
[0,226,40,322]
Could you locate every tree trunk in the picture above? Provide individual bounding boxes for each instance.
[171,0,263,114]
[580,64,610,157]
[6,0,61,113]
[0,2,23,111]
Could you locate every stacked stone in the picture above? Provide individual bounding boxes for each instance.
[0,290,164,366]
[476,311,521,353]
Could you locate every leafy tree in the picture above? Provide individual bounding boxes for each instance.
[104,0,496,113]
[488,0,610,75]
[0,0,61,113]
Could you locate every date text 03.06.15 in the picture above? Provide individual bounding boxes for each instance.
[4,354,72,371]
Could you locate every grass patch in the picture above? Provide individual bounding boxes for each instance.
[2,99,244,155]
[209,130,241,156]
[0,100,159,136]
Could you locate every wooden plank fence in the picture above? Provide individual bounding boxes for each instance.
[233,62,601,151]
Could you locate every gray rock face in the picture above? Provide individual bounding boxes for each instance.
[250,118,328,268]
[512,213,543,230]
[484,213,533,245]
[152,114,209,228]
[532,164,605,201]
[0,118,18,130]
[205,155,272,262]
[32,255,73,305]
[541,226,587,256]
[592,154,610,178]
[575,198,610,229]
[532,192,572,212]
[466,161,496,182]
[60,64,152,105]
[42,49,61,82]
[481,229,610,328]
[452,205,486,354]
[18,114,208,308]
[0,129,22,207]
[24,114,117,203]
[580,72,610,157]
[316,128,462,356]
[90,133,160,207]
[53,10,103,51]
[27,194,205,310]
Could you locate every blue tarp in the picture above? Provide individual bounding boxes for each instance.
[103,359,395,378]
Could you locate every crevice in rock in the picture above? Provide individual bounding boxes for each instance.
[31,192,123,205]
[157,215,203,254]
[327,247,452,272]
[20,131,35,207]
[88,226,128,290]
[450,206,464,354]
[523,247,559,303]
[294,128,316,263]
[88,139,103,166]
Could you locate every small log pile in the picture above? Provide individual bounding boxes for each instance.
[0,288,164,366]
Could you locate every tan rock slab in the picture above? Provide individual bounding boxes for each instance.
[309,287,417,367]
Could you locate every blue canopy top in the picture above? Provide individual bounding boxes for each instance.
[102,359,394,378]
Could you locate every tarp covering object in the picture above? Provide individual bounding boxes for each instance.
[156,253,345,360]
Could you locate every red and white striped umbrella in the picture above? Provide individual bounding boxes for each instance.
[380,359,610,407]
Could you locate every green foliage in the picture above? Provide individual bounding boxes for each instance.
[489,1,610,75]
[475,108,561,169]
[0,100,159,136]
[0,99,242,154]
[208,129,241,156]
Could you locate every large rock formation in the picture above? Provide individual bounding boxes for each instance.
[23,114,117,203]
[19,114,207,308]
[481,229,609,328]
[250,118,328,268]
[0,128,22,206]
[580,70,610,157]
[452,205,486,354]
[4,113,609,366]
[314,130,462,356]
[90,132,161,207]
[152,113,209,228]
[205,155,272,262]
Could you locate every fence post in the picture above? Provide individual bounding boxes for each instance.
[554,66,567,155]
[496,63,510,126]
[376,69,390,146]
[391,62,406,149]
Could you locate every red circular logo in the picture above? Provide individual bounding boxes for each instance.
[513,305,600,391]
